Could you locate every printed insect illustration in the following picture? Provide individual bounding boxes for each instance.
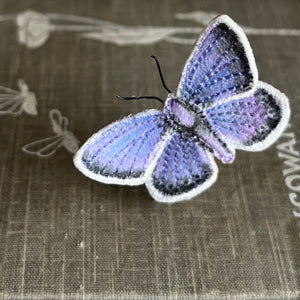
[0,79,37,116]
[23,109,80,157]
[74,15,290,203]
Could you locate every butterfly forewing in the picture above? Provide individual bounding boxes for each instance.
[74,110,169,185]
[176,15,258,107]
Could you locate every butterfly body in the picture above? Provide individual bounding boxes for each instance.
[74,15,290,203]
[163,95,234,163]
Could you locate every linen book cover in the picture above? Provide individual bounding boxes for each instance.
[0,0,299,299]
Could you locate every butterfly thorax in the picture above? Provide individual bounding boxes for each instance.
[163,96,197,128]
[163,95,235,163]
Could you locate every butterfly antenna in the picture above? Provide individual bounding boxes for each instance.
[116,95,164,103]
[150,55,172,93]
[116,55,170,104]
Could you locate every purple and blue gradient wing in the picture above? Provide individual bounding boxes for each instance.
[146,132,218,203]
[74,110,168,185]
[205,81,290,151]
[176,15,258,107]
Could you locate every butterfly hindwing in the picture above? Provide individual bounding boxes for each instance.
[74,110,168,185]
[146,132,218,203]
[205,81,290,151]
[176,15,258,107]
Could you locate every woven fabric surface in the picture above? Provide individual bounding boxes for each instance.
[0,0,299,299]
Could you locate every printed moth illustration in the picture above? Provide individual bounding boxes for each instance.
[74,15,290,203]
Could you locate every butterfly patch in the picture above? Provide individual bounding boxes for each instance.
[74,15,290,203]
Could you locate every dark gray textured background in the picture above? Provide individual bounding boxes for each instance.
[0,0,299,299]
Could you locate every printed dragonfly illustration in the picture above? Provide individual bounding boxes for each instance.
[22,109,80,158]
[0,10,299,49]
[0,79,37,116]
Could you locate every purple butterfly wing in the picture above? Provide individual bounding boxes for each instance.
[74,110,168,185]
[146,132,218,203]
[176,15,258,106]
[205,82,290,151]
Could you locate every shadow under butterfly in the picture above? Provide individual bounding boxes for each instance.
[22,109,80,158]
[0,79,37,116]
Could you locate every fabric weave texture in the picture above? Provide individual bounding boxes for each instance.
[0,0,299,299]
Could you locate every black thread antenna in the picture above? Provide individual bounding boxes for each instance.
[116,55,171,103]
[150,55,171,93]
[116,95,163,103]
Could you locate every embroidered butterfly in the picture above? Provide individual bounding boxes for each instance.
[74,15,290,203]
